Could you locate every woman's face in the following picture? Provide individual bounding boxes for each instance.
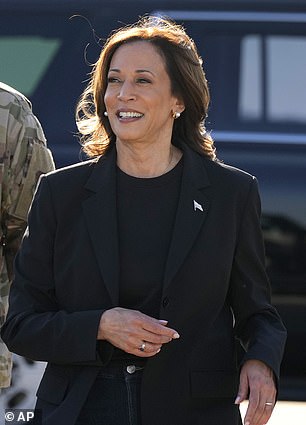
[104,40,183,148]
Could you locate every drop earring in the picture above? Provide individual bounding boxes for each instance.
[104,111,108,117]
[173,111,181,119]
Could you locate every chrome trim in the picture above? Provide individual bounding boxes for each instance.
[212,131,306,144]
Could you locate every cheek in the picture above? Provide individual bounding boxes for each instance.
[104,89,115,108]
[104,92,110,107]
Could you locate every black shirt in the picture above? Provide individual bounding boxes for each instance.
[112,158,183,360]
[116,158,183,318]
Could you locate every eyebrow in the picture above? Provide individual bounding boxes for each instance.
[108,68,155,76]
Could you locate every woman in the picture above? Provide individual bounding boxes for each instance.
[2,16,286,425]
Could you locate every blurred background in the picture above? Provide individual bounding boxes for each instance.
[0,0,305,422]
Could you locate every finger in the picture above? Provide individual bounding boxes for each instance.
[263,400,275,421]
[99,308,178,341]
[141,319,180,339]
[138,329,176,345]
[255,401,275,425]
[98,308,179,354]
[132,341,162,358]
[235,368,249,404]
[137,341,162,353]
[115,309,180,339]
[140,341,161,353]
[253,389,276,425]
[243,389,260,425]
[133,349,160,358]
[113,331,164,355]
[246,377,276,424]
[122,317,179,345]
[244,388,275,425]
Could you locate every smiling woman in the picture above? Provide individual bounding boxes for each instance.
[76,17,215,161]
[1,15,286,425]
[103,40,184,177]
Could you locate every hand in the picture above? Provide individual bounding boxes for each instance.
[97,307,180,357]
[235,359,276,425]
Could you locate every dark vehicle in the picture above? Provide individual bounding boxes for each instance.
[0,0,305,400]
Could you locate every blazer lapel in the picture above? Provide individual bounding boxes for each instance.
[163,147,211,290]
[82,148,119,306]
[81,146,211,301]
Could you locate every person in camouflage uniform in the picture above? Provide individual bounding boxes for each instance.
[0,82,54,388]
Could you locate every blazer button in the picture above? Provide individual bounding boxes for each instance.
[162,297,170,308]
[127,365,136,374]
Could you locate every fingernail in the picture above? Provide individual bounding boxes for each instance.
[156,348,161,353]
[234,396,241,404]
[159,320,168,325]
[172,332,180,339]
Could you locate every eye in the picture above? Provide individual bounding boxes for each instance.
[136,78,151,84]
[107,77,121,84]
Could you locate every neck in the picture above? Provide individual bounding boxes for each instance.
[116,143,182,178]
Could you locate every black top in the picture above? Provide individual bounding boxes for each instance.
[113,158,183,359]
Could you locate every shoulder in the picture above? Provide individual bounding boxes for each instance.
[189,153,262,220]
[41,158,100,194]
[0,82,32,114]
[204,156,258,203]
[206,156,255,184]
[45,157,98,180]
[185,145,256,189]
[35,156,111,215]
[183,147,259,210]
[31,159,98,213]
[39,150,116,208]
[0,83,48,146]
[45,147,114,184]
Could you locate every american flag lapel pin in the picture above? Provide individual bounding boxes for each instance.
[193,200,204,212]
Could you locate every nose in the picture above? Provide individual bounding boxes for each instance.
[117,80,136,101]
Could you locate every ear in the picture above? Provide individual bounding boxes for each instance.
[174,97,185,114]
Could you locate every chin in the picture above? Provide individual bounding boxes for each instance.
[117,134,147,145]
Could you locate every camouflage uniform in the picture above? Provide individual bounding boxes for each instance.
[0,82,55,388]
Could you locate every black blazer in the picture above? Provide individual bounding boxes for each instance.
[2,145,286,425]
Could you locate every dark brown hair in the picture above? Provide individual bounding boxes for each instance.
[76,16,216,159]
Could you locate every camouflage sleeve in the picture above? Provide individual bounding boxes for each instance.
[0,84,55,387]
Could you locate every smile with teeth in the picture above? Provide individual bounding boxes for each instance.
[118,111,144,119]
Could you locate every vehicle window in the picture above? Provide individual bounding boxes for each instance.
[239,35,262,120]
[239,35,306,124]
[158,16,306,135]
[0,36,61,97]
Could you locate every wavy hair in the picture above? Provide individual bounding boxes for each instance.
[76,16,216,160]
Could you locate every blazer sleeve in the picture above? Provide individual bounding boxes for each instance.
[228,177,287,380]
[1,175,107,365]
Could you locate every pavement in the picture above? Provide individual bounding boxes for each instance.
[240,400,306,424]
[1,355,305,424]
